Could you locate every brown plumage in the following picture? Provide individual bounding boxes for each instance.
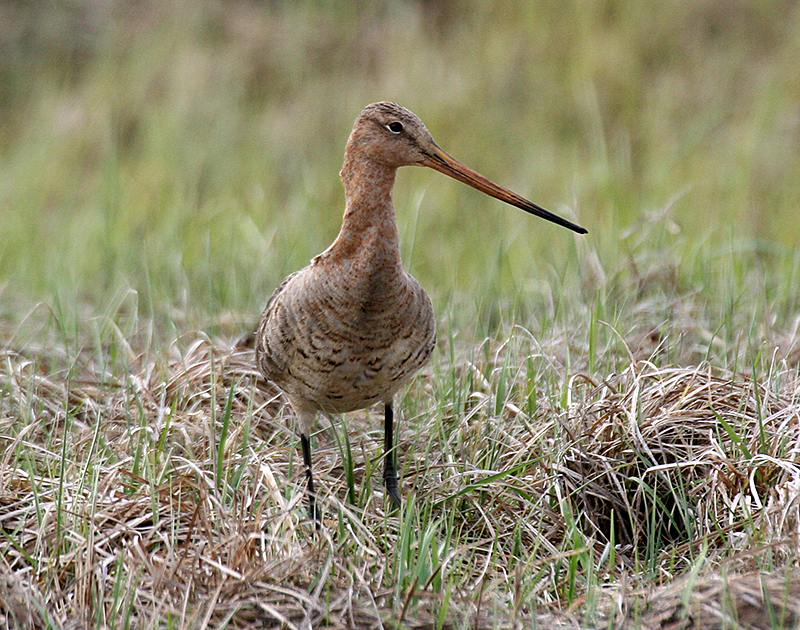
[255,102,586,524]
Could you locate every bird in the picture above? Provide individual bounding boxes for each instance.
[255,101,586,525]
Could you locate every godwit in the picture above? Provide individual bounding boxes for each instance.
[255,102,586,524]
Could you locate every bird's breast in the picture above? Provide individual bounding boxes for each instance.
[256,259,436,414]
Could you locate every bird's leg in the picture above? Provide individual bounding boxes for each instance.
[383,401,402,508]
[300,433,320,528]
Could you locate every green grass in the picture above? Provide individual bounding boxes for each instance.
[2,0,800,628]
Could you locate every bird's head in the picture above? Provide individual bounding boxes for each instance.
[344,101,588,234]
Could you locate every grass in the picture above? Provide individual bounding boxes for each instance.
[2,0,800,628]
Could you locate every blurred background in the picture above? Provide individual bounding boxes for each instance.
[1,0,798,336]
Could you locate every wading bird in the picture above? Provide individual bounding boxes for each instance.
[255,102,586,524]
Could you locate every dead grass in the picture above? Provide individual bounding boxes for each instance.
[562,361,800,561]
[536,569,800,630]
[2,327,800,628]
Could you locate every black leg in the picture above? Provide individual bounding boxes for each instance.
[383,402,402,508]
[300,433,320,528]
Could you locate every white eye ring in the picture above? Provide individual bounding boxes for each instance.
[386,121,403,134]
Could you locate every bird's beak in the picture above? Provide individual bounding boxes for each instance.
[420,142,587,234]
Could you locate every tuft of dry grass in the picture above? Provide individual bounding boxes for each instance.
[536,569,800,630]
[561,361,800,564]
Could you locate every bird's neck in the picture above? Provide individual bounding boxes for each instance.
[327,156,402,267]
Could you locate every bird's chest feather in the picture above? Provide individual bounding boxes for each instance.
[302,255,419,347]
[272,259,433,408]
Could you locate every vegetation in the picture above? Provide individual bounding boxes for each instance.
[1,1,799,627]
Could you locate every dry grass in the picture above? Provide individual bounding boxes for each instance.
[2,325,800,628]
[536,569,800,630]
[562,361,800,561]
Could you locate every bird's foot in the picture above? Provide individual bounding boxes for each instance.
[383,465,402,509]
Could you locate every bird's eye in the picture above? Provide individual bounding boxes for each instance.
[386,121,403,134]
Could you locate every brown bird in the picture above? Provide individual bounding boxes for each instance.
[255,102,586,524]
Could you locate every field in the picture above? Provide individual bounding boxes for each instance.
[1,1,800,628]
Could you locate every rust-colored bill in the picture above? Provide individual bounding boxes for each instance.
[421,143,587,235]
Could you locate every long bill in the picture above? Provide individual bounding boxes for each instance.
[420,143,588,235]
